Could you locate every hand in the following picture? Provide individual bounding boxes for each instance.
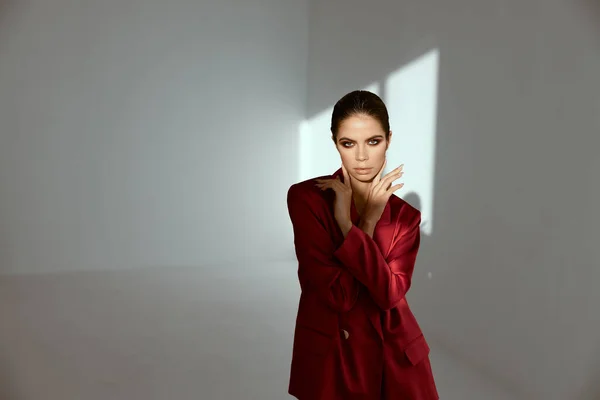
[315,163,353,228]
[363,159,404,224]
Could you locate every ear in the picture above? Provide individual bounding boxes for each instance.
[386,130,392,149]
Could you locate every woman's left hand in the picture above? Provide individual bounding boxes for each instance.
[363,160,405,224]
[315,164,353,229]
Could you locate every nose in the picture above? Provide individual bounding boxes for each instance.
[355,146,368,162]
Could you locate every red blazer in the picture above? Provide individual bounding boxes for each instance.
[286,168,438,400]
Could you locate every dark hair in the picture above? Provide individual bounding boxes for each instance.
[330,90,390,143]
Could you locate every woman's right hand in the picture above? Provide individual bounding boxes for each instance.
[315,163,353,229]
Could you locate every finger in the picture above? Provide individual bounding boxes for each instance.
[315,181,331,189]
[334,177,349,191]
[373,159,386,186]
[380,165,404,188]
[387,183,404,194]
[333,179,347,191]
[333,176,342,189]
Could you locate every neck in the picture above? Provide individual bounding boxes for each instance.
[351,179,372,204]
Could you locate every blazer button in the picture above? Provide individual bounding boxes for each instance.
[341,329,349,339]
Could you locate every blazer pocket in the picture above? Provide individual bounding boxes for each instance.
[404,334,430,366]
[294,325,335,356]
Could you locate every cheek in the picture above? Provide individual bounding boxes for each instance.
[337,150,351,162]
[371,148,386,160]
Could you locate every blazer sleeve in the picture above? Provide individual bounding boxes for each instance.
[332,207,421,311]
[287,184,360,313]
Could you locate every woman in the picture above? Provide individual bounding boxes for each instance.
[286,90,439,399]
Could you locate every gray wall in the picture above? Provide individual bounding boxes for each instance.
[0,0,307,274]
[306,0,600,398]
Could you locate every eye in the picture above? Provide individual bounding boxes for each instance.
[341,139,381,148]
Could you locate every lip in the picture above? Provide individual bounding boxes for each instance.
[354,168,373,174]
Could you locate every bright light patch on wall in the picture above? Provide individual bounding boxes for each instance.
[384,49,439,235]
[298,50,438,234]
[298,107,334,181]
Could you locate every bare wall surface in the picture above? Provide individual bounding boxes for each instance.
[0,0,308,275]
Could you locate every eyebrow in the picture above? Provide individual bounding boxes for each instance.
[338,135,384,142]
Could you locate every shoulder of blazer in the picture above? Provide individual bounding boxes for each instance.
[389,194,422,230]
[287,174,333,203]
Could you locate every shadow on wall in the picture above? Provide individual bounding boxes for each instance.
[403,192,421,214]
[0,301,22,400]
[0,0,16,24]
[580,0,600,33]
[582,0,600,15]
[0,0,19,392]
[0,360,20,400]
[576,345,600,400]
[403,192,431,235]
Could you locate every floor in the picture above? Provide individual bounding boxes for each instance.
[0,261,523,400]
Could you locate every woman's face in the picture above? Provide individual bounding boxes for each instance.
[333,114,391,182]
